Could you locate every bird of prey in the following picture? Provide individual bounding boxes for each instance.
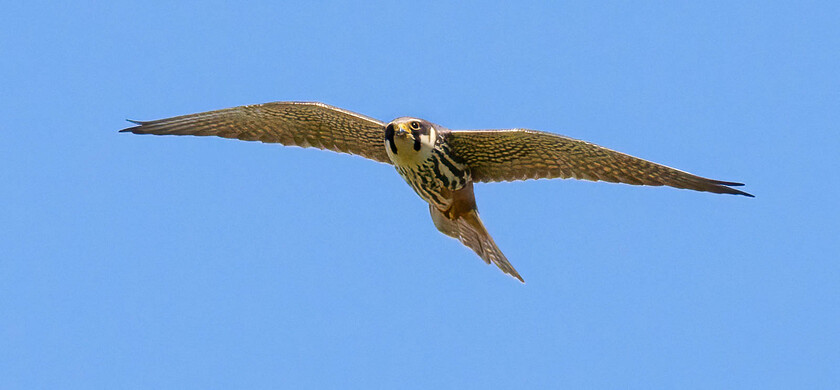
[121,101,752,282]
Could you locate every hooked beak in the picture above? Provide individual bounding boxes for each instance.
[396,123,409,135]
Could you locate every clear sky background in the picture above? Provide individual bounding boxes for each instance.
[2,1,838,388]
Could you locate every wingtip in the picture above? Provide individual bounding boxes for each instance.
[711,179,753,197]
[727,186,754,198]
[120,119,143,133]
[715,180,746,187]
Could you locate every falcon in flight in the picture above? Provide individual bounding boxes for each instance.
[122,102,752,282]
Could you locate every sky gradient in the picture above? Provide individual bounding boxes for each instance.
[2,1,838,388]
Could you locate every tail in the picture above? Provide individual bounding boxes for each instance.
[430,205,524,283]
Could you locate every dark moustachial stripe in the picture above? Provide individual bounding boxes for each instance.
[385,124,397,154]
[412,130,421,151]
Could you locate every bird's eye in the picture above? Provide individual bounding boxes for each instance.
[410,121,421,130]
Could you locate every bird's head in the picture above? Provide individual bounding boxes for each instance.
[384,117,438,164]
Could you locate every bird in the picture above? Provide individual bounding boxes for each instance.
[121,101,753,283]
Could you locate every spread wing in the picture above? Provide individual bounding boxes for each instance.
[446,129,753,197]
[121,101,391,164]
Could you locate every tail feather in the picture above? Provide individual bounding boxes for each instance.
[430,205,524,283]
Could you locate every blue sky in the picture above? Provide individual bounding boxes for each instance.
[2,1,838,388]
